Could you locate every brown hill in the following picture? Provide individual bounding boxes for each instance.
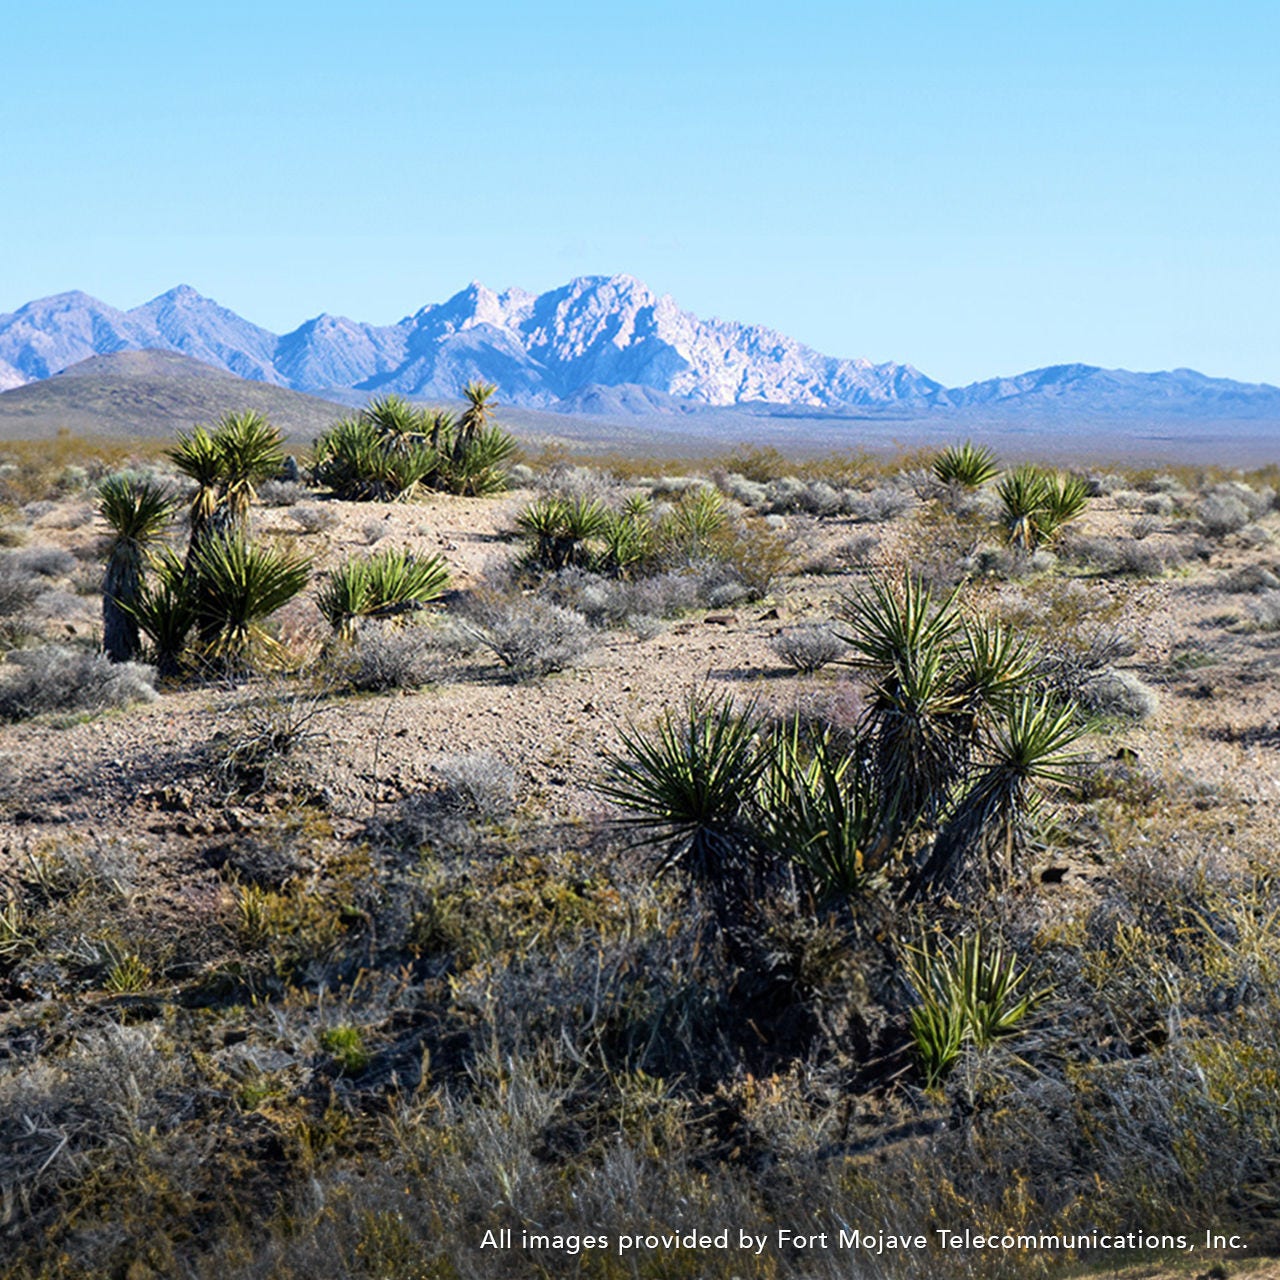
[0,350,356,443]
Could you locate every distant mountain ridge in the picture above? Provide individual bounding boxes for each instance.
[2,277,1279,432]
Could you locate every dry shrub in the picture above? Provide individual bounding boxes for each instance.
[769,624,848,673]
[291,504,341,534]
[432,752,517,822]
[344,622,437,691]
[0,646,156,722]
[465,594,595,677]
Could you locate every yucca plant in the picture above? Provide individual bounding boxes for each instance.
[362,395,431,450]
[167,425,223,551]
[837,574,971,828]
[424,408,455,454]
[954,615,1039,717]
[515,496,569,569]
[1038,472,1091,541]
[98,474,177,662]
[997,466,1089,552]
[932,441,1000,489]
[312,417,440,501]
[997,466,1052,552]
[317,547,451,642]
[456,380,498,452]
[661,486,727,562]
[516,495,608,570]
[758,720,891,905]
[437,422,517,496]
[915,693,1084,898]
[599,691,770,921]
[597,507,655,577]
[213,411,285,530]
[128,546,197,678]
[189,533,311,669]
[905,930,1049,1085]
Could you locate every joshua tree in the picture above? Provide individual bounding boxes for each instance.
[98,475,176,662]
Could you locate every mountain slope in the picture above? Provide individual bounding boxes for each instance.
[0,280,1278,443]
[0,350,350,442]
[0,277,945,410]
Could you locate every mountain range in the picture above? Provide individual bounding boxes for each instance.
[3,277,1278,431]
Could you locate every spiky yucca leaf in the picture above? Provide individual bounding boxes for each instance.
[312,417,440,501]
[362,395,430,448]
[997,466,1053,552]
[190,534,310,668]
[914,694,1084,897]
[662,486,727,561]
[128,546,197,678]
[996,467,1087,552]
[214,411,285,525]
[167,426,223,542]
[1038,472,1091,539]
[932,441,1000,489]
[437,423,516,496]
[456,380,498,449]
[837,572,962,675]
[837,574,971,826]
[599,692,768,907]
[317,547,450,641]
[758,721,890,903]
[955,616,1039,715]
[515,495,607,569]
[598,509,655,577]
[905,930,1049,1085]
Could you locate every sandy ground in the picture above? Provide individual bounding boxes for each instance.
[2,478,1278,897]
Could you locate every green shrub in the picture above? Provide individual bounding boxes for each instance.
[319,1025,370,1075]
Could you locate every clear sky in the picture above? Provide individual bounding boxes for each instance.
[3,0,1277,386]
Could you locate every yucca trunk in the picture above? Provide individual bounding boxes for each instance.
[103,548,142,663]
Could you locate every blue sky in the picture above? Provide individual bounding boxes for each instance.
[3,0,1277,386]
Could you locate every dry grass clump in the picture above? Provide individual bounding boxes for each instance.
[1247,589,1280,631]
[0,555,42,645]
[1078,668,1159,722]
[1061,533,1182,577]
[256,478,308,506]
[846,485,913,523]
[291,503,342,534]
[207,680,330,795]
